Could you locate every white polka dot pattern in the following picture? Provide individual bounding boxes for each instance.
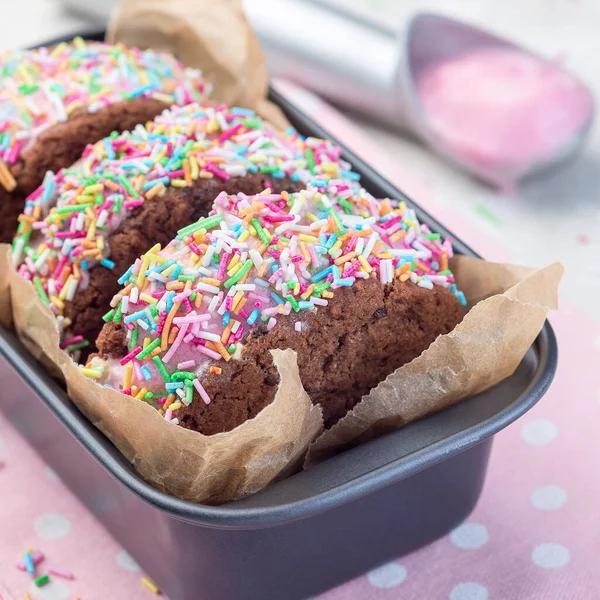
[530,485,567,510]
[521,418,558,446]
[34,513,72,540]
[116,549,141,572]
[450,523,489,549]
[531,543,571,569]
[450,582,489,600]
[44,467,61,481]
[367,562,407,588]
[28,580,70,600]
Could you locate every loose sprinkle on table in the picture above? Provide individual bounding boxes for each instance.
[141,576,161,595]
[23,550,35,575]
[16,549,44,573]
[33,574,50,587]
[48,566,75,580]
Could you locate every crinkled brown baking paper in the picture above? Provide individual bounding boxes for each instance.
[0,244,12,328]
[107,0,290,130]
[305,256,563,466]
[6,240,561,502]
[6,244,322,504]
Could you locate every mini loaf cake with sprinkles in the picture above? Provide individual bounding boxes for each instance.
[86,185,465,434]
[0,37,208,243]
[13,102,358,357]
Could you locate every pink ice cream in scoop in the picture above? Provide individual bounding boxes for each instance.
[416,48,593,183]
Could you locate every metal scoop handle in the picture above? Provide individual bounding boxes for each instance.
[243,0,408,128]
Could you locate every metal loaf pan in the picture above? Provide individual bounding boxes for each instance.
[0,30,558,600]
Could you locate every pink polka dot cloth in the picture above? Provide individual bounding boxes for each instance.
[1,82,599,600]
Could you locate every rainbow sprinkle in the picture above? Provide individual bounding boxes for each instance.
[84,185,464,423]
[13,102,360,343]
[141,576,161,595]
[0,37,208,191]
[33,574,50,587]
[48,566,75,580]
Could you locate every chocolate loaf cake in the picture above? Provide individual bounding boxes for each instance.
[0,38,208,242]
[14,103,358,356]
[86,186,465,433]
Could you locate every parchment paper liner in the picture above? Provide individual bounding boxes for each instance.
[4,242,562,502]
[0,244,12,328]
[5,244,323,504]
[107,0,290,130]
[306,256,563,466]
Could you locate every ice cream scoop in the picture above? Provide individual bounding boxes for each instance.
[244,1,595,188]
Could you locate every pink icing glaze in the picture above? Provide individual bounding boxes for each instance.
[416,48,593,182]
